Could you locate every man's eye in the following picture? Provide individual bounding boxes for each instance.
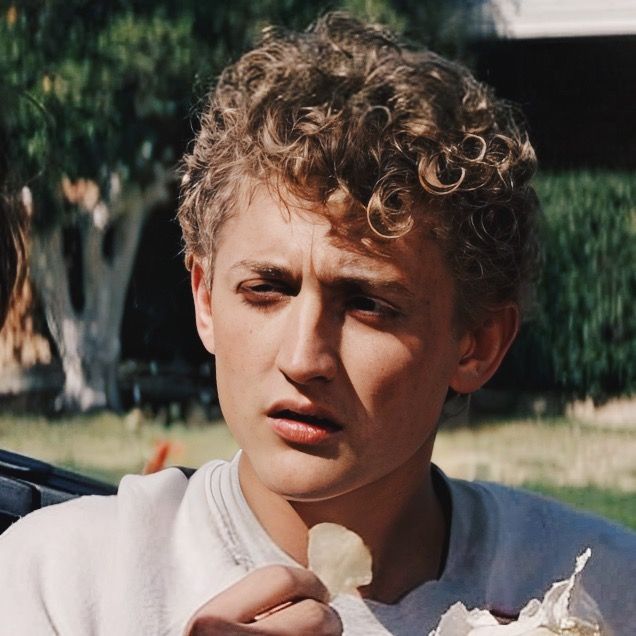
[247,283,281,294]
[348,296,397,317]
[238,281,291,306]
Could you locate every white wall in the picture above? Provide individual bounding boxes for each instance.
[473,0,636,38]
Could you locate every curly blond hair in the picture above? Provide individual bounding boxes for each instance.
[179,12,539,327]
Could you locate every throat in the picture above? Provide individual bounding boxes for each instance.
[358,481,449,603]
[237,452,450,603]
[291,473,449,604]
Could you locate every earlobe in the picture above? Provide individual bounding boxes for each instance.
[449,304,519,395]
[191,262,216,355]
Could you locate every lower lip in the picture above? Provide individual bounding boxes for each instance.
[269,417,341,445]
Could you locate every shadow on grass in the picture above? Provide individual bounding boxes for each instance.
[523,482,636,531]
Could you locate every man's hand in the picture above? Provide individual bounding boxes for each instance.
[184,564,342,635]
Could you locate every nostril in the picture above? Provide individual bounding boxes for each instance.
[279,361,336,387]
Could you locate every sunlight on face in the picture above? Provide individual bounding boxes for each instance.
[198,187,465,501]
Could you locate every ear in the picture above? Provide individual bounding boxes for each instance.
[449,304,519,395]
[191,261,215,355]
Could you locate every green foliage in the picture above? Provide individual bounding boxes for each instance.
[4,4,631,401]
[384,0,476,58]
[0,0,474,226]
[340,0,405,31]
[0,1,332,211]
[1,2,205,210]
[510,172,636,400]
[523,482,636,531]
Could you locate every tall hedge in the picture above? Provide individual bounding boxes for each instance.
[499,172,636,400]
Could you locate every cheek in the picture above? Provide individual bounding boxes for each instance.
[342,330,454,420]
[214,319,258,386]
[211,298,282,403]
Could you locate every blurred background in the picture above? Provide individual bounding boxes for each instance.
[1,0,635,527]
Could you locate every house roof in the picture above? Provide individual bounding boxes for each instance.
[473,0,636,39]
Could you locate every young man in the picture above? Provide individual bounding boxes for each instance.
[1,12,635,635]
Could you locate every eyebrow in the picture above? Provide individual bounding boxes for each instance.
[230,259,416,300]
[230,260,293,279]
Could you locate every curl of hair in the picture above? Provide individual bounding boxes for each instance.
[179,11,539,326]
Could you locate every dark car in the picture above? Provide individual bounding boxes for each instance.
[0,449,117,533]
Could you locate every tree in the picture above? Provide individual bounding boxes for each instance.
[1,0,341,411]
[1,2,205,410]
[1,0,467,411]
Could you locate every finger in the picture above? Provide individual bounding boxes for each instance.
[194,565,330,624]
[185,615,249,636]
[250,599,342,636]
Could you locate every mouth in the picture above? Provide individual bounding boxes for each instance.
[267,406,343,445]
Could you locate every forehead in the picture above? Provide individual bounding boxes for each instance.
[213,185,453,295]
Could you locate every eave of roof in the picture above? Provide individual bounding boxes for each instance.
[471,0,636,39]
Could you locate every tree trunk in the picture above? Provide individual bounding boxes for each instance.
[0,275,51,370]
[29,168,170,412]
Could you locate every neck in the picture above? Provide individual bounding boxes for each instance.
[238,448,448,603]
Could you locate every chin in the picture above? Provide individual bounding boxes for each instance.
[251,447,357,502]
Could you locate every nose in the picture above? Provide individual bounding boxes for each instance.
[275,292,338,384]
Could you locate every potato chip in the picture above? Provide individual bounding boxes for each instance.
[428,549,607,635]
[308,522,373,598]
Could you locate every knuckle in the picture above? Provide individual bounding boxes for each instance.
[304,600,326,626]
[266,564,300,590]
[298,600,339,634]
[186,614,230,635]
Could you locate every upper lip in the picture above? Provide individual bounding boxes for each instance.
[266,400,344,429]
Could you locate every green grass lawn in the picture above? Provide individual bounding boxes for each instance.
[522,483,636,531]
[1,412,635,531]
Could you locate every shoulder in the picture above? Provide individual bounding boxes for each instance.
[1,460,224,556]
[0,491,118,632]
[0,461,228,632]
[447,476,636,630]
[1,465,190,538]
[1,489,118,561]
[0,468,183,577]
[459,478,636,551]
[0,464,222,582]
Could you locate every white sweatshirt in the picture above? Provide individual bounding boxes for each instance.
[1,453,635,635]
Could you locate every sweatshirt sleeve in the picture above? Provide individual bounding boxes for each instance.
[0,513,56,634]
[0,494,118,636]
